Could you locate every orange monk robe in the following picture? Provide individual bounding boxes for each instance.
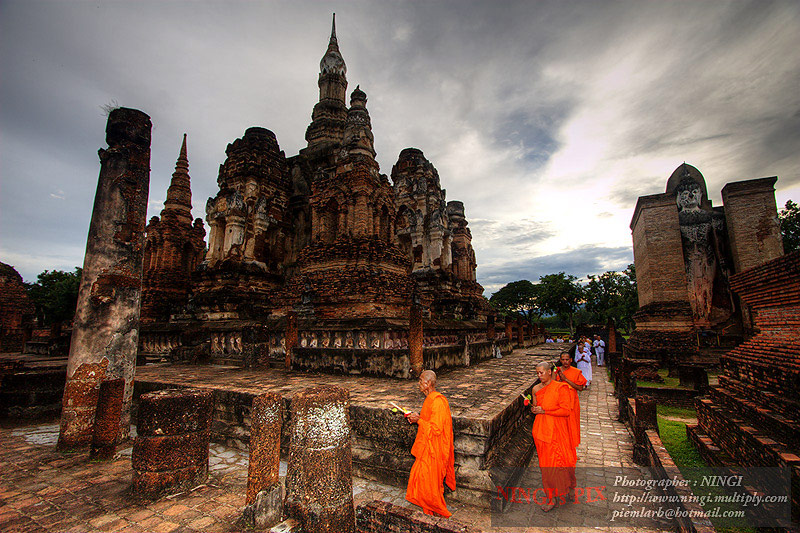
[532,381,576,501]
[555,366,587,450]
[406,391,456,517]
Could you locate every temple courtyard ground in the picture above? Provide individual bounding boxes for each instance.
[0,347,673,532]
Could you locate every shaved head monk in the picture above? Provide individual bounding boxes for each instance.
[530,361,577,511]
[405,370,456,517]
[554,351,587,458]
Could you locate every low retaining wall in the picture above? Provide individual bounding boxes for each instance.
[636,386,699,408]
[624,398,716,533]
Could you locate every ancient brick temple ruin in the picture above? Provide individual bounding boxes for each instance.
[0,262,35,353]
[688,250,800,518]
[626,163,783,368]
[139,16,499,377]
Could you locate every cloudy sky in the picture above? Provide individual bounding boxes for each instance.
[2,0,799,295]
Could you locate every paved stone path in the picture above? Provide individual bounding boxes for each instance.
[0,348,674,532]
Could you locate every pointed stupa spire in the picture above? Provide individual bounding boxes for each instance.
[320,13,346,76]
[162,133,193,224]
[342,85,376,158]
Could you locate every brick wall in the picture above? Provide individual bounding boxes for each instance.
[721,177,783,274]
[631,193,688,307]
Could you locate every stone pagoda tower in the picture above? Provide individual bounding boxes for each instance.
[141,135,206,323]
[195,127,292,319]
[392,149,487,319]
[294,86,414,320]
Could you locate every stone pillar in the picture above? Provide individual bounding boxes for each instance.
[285,386,354,533]
[487,315,495,341]
[516,316,524,348]
[409,304,423,377]
[607,318,617,353]
[58,108,151,447]
[633,395,658,466]
[132,388,214,499]
[89,378,125,460]
[285,312,298,370]
[243,392,284,529]
[504,317,512,342]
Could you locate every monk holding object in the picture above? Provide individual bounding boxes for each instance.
[554,351,587,457]
[405,370,456,517]
[531,361,577,512]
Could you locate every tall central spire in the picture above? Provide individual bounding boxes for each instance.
[305,13,349,150]
[161,133,193,225]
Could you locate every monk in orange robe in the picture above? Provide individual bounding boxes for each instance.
[531,361,576,511]
[554,351,587,454]
[406,370,456,517]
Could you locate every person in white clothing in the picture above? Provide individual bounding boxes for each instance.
[593,335,606,366]
[574,343,592,387]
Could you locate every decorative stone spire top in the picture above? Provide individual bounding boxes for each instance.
[320,13,346,76]
[162,133,193,224]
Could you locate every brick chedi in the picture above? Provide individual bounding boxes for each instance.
[626,163,783,369]
[141,135,206,324]
[392,149,488,320]
[137,15,498,376]
[195,126,292,319]
[293,86,414,320]
[0,262,35,353]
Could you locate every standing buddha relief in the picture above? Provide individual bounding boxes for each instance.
[673,168,735,328]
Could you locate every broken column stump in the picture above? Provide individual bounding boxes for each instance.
[58,107,152,448]
[56,359,108,450]
[285,385,354,533]
[89,378,125,460]
[243,392,284,529]
[132,388,214,498]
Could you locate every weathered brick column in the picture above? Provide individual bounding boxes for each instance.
[132,388,214,498]
[89,378,125,460]
[243,392,283,529]
[487,315,495,341]
[516,316,524,348]
[409,304,423,377]
[633,396,658,466]
[285,385,354,533]
[285,312,298,370]
[58,108,151,448]
[56,359,108,450]
[504,316,512,342]
[607,318,617,353]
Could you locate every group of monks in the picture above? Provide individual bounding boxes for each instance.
[531,352,587,511]
[403,352,587,517]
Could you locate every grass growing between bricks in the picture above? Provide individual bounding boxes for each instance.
[637,368,690,389]
[657,415,755,533]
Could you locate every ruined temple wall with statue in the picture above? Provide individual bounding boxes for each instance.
[626,163,783,370]
[138,17,501,376]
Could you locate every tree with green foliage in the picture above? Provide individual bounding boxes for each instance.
[489,280,541,321]
[537,272,583,334]
[583,264,638,333]
[779,199,799,254]
[24,268,82,326]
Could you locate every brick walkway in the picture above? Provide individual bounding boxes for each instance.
[0,348,674,532]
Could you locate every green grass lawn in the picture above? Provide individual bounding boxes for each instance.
[658,415,755,532]
[637,368,691,389]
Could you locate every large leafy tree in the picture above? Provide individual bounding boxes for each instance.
[25,268,82,326]
[584,264,638,333]
[537,272,583,334]
[489,280,541,321]
[779,199,799,254]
